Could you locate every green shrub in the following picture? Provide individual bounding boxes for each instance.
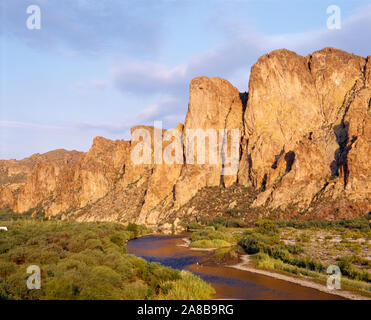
[255,219,279,235]
[207,216,247,228]
[142,262,181,292]
[291,256,325,272]
[45,277,79,300]
[239,232,278,254]
[190,239,231,249]
[337,256,371,283]
[275,215,370,233]
[157,271,215,300]
[0,213,212,300]
[191,228,233,243]
[187,222,202,230]
[285,244,304,254]
[0,261,16,280]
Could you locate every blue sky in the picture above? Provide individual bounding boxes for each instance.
[1,0,371,159]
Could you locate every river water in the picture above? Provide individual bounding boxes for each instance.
[126,234,343,300]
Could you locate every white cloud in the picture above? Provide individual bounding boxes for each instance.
[113,59,188,95]
[77,96,186,134]
[113,3,371,99]
[266,4,371,56]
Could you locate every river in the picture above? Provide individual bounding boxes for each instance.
[127,234,344,300]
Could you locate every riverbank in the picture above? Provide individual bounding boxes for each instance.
[127,234,345,299]
[180,236,369,300]
[230,255,370,300]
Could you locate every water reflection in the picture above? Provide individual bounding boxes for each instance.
[127,235,344,300]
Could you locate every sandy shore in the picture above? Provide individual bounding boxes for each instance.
[179,237,370,300]
[230,255,370,300]
[177,237,191,247]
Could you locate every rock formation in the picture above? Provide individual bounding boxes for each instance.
[174,76,244,207]
[0,150,83,212]
[239,48,370,216]
[0,48,370,227]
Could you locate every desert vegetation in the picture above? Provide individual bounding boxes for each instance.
[0,209,214,300]
[185,214,371,297]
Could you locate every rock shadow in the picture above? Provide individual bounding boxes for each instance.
[330,122,357,187]
[284,151,295,172]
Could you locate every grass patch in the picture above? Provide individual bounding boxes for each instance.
[252,253,371,297]
[156,271,215,300]
[189,239,231,249]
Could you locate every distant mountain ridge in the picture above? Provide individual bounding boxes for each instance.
[0,47,370,230]
[0,149,83,188]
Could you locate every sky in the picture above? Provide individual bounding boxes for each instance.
[1,0,371,159]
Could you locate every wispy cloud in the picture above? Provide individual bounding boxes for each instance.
[267,4,371,56]
[112,4,371,97]
[113,59,188,95]
[0,0,162,57]
[77,96,186,134]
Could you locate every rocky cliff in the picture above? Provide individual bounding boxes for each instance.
[1,48,370,228]
[0,149,83,212]
[239,48,370,218]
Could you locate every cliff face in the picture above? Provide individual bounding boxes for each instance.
[174,77,244,207]
[1,48,370,226]
[239,48,370,218]
[0,150,83,212]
